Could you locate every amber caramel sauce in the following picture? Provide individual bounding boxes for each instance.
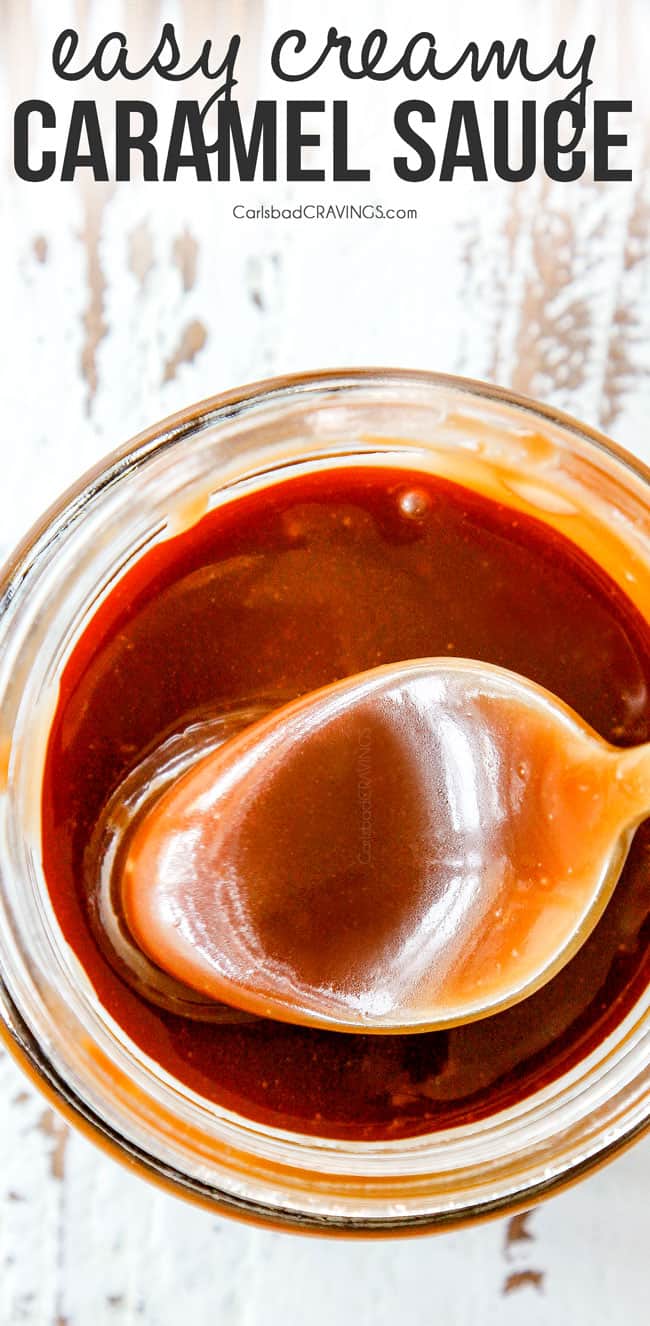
[122,662,642,1032]
[41,463,650,1139]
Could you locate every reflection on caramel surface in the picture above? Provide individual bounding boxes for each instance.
[122,661,643,1032]
[42,464,650,1139]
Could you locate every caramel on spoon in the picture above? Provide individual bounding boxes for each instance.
[120,659,650,1033]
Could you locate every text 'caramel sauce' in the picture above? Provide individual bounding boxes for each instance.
[42,466,650,1140]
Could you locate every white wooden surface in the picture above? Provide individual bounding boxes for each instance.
[2,1,650,1322]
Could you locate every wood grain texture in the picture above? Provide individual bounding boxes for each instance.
[1,1,650,1322]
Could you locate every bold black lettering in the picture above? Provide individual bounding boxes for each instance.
[393,100,435,181]
[115,102,158,181]
[217,101,277,181]
[61,102,108,181]
[286,102,324,181]
[544,101,585,181]
[594,101,632,181]
[164,102,211,180]
[14,100,56,181]
[440,102,487,181]
[494,101,536,182]
[333,101,370,181]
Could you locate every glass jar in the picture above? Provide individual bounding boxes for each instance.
[1,368,649,1235]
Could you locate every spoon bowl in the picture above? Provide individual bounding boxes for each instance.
[121,659,650,1033]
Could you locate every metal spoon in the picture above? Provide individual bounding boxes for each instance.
[120,659,649,1033]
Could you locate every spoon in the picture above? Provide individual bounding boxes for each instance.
[120,659,650,1033]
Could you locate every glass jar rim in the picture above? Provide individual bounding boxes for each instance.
[5,364,650,595]
[2,367,650,1235]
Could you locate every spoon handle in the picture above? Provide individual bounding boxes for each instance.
[611,743,650,823]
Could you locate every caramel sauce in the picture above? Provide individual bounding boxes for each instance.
[41,466,650,1139]
[122,661,644,1031]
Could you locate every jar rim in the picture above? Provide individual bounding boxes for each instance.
[4,364,650,602]
[2,367,650,1235]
